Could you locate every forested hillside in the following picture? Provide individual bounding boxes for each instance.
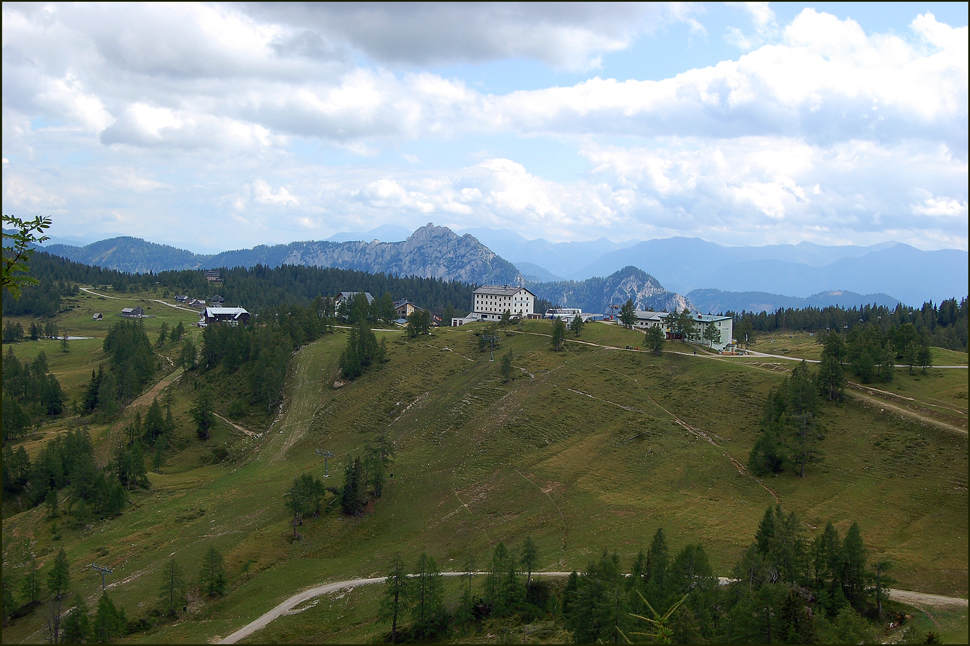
[732,298,969,351]
[1,252,479,316]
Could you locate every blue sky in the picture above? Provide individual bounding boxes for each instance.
[2,2,967,253]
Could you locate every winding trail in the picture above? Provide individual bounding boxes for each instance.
[212,572,967,644]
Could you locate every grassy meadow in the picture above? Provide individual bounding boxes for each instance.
[1,298,967,643]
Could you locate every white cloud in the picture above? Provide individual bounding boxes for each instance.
[237,3,697,72]
[911,193,968,217]
[252,179,299,206]
[1,4,966,252]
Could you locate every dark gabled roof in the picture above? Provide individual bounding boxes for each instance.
[337,291,374,304]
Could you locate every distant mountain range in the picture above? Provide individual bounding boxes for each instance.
[461,228,965,307]
[41,224,522,286]
[686,289,902,315]
[34,223,967,310]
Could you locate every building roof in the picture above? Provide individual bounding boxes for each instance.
[634,311,731,322]
[337,291,374,304]
[203,307,249,318]
[473,285,534,297]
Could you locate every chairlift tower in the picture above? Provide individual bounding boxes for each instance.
[90,563,113,592]
[315,449,335,477]
[480,334,499,361]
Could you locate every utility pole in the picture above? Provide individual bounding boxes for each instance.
[315,449,335,477]
[90,563,112,592]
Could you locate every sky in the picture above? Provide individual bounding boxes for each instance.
[2,2,967,254]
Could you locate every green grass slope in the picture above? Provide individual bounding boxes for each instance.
[2,317,967,644]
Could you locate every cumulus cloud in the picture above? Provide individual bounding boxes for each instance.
[1,3,966,251]
[236,3,691,72]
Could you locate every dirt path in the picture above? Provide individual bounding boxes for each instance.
[131,368,183,408]
[212,571,966,644]
[79,286,120,299]
[149,298,202,313]
[846,385,967,436]
[213,413,259,438]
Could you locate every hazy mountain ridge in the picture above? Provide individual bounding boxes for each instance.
[561,237,965,307]
[687,289,902,315]
[41,224,525,287]
[44,236,203,273]
[35,224,967,309]
[529,266,694,314]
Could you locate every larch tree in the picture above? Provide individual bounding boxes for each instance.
[199,545,228,597]
[378,553,410,643]
[520,536,540,587]
[158,559,187,618]
[551,318,567,351]
[569,314,585,336]
[619,299,637,329]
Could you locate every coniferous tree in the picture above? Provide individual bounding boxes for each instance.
[284,472,326,539]
[454,554,476,630]
[20,555,42,607]
[644,325,665,356]
[870,559,895,618]
[645,527,670,610]
[499,349,514,382]
[618,299,637,328]
[61,593,91,644]
[191,388,215,441]
[786,361,824,478]
[199,545,228,597]
[378,553,410,643]
[411,552,445,638]
[520,536,539,587]
[158,559,187,618]
[156,322,169,348]
[550,318,566,351]
[47,548,71,643]
[841,522,867,609]
[340,457,368,515]
[569,313,585,336]
[92,592,126,644]
[142,398,166,444]
[811,522,843,591]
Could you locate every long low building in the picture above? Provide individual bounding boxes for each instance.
[200,307,250,327]
[634,311,733,351]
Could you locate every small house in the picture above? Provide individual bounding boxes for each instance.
[393,299,417,318]
[121,306,144,318]
[175,295,188,303]
[92,313,103,320]
[335,291,374,306]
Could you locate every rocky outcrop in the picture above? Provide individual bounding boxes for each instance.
[530,266,694,313]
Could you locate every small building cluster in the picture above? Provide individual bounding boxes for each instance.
[632,310,734,351]
[120,306,145,318]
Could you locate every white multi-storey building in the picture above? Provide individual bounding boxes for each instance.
[472,285,535,321]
